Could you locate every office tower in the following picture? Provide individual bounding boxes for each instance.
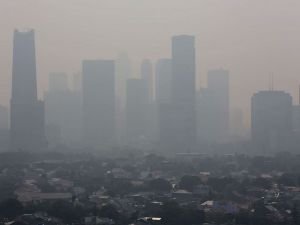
[170,35,197,151]
[208,69,229,141]
[292,104,300,153]
[196,88,216,143]
[82,60,115,148]
[155,59,172,145]
[197,70,229,143]
[72,72,82,92]
[126,78,149,146]
[10,29,46,151]
[155,59,172,104]
[230,108,246,141]
[0,105,9,151]
[141,59,154,102]
[115,53,132,143]
[293,105,300,135]
[251,90,293,153]
[44,73,82,147]
[0,105,9,131]
[115,53,132,109]
[48,72,68,92]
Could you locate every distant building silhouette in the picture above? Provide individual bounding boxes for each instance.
[230,108,246,141]
[251,90,293,153]
[0,105,9,131]
[141,59,154,102]
[197,88,215,143]
[10,29,47,151]
[126,78,149,146]
[155,59,172,104]
[44,73,82,147]
[170,35,197,151]
[48,72,68,92]
[292,105,300,135]
[0,105,9,151]
[82,60,115,148]
[197,70,229,143]
[115,53,132,144]
[155,59,172,146]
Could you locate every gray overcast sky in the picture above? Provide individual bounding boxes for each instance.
[1,0,300,124]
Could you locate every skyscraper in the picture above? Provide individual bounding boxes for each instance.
[125,78,149,146]
[44,73,82,147]
[155,59,172,146]
[10,29,46,151]
[170,35,197,151]
[141,59,154,102]
[251,90,293,153]
[115,53,132,143]
[48,72,68,92]
[155,59,172,104]
[208,69,229,141]
[82,60,115,148]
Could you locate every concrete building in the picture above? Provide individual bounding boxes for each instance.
[141,59,154,102]
[126,78,149,146]
[170,35,197,151]
[251,90,293,153]
[155,58,172,104]
[82,60,115,148]
[115,53,132,143]
[197,70,230,143]
[10,29,46,151]
[44,73,82,147]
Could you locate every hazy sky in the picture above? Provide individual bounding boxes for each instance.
[1,0,300,124]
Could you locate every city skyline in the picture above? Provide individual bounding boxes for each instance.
[2,1,300,127]
[1,3,300,225]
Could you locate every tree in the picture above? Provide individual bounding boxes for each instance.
[47,200,86,224]
[0,198,23,219]
[148,178,172,192]
[98,204,120,220]
[160,201,182,225]
[179,175,202,191]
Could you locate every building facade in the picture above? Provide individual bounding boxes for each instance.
[82,60,115,148]
[10,29,46,151]
[251,90,293,153]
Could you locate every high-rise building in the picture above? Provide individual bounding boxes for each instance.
[170,35,197,151]
[82,60,115,148]
[230,108,246,141]
[196,88,216,143]
[115,53,132,109]
[48,72,68,92]
[155,59,172,146]
[0,105,9,131]
[10,29,46,151]
[155,59,172,104]
[197,70,230,144]
[251,90,293,153]
[125,78,149,146]
[141,59,154,102]
[115,53,132,143]
[208,69,229,141]
[44,73,82,147]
